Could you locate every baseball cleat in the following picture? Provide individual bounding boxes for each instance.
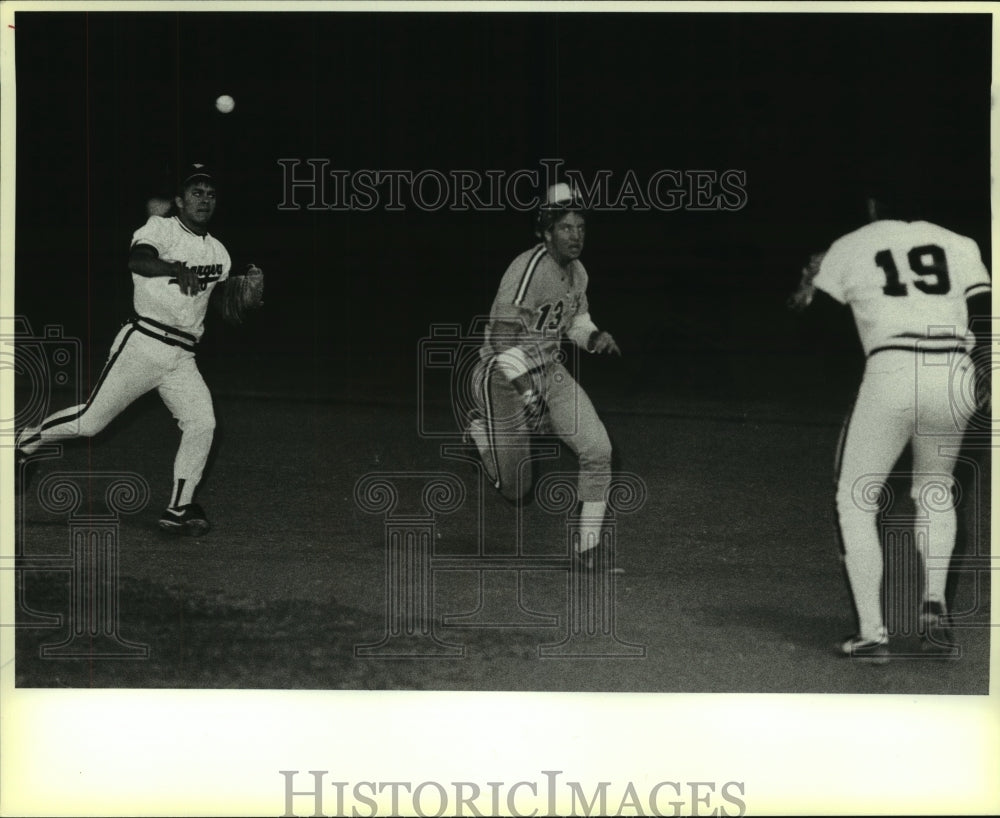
[919,600,955,650]
[837,633,890,664]
[15,425,39,454]
[158,503,211,536]
[573,547,625,575]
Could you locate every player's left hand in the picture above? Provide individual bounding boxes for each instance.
[222,264,265,325]
[591,330,621,355]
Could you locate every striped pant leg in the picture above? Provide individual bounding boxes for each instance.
[910,351,975,604]
[20,325,161,453]
[157,353,216,506]
[480,357,534,502]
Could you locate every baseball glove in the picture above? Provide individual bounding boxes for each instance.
[223,264,265,325]
[787,251,826,312]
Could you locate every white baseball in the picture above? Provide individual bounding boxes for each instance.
[215,94,235,114]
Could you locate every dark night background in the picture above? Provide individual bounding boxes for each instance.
[13,10,993,413]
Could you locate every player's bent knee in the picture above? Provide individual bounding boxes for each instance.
[178,413,216,435]
[835,472,892,518]
[75,414,111,439]
[580,445,612,475]
[911,476,957,511]
[577,427,612,471]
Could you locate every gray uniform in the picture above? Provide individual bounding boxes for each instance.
[473,243,611,503]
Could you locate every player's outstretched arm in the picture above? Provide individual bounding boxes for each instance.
[129,244,200,295]
[567,312,621,355]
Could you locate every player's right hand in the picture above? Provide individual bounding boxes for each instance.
[591,330,622,355]
[174,262,200,295]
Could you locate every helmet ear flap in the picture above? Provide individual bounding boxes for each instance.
[534,209,552,239]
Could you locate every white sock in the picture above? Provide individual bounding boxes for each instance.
[577,500,607,554]
[843,546,885,640]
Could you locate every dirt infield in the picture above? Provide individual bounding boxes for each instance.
[14,378,991,694]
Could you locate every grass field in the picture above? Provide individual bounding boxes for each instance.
[12,352,991,695]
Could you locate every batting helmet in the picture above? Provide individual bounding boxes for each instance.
[534,182,586,238]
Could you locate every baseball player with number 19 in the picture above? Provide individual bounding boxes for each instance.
[465,183,622,570]
[16,163,264,535]
[791,195,991,663]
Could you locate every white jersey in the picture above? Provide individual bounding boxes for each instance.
[130,215,232,339]
[813,219,990,356]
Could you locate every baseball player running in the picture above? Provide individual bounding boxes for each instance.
[465,183,622,569]
[790,195,991,662]
[16,164,264,535]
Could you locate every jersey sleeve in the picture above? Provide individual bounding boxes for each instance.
[566,312,598,348]
[130,216,175,257]
[953,234,991,298]
[490,249,546,328]
[219,244,233,283]
[811,240,847,303]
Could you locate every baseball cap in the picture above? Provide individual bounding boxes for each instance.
[179,162,214,189]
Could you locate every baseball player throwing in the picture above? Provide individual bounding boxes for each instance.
[791,195,991,662]
[465,183,621,569]
[16,164,264,535]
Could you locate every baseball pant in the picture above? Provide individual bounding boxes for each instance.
[835,349,974,640]
[18,322,216,508]
[477,357,612,505]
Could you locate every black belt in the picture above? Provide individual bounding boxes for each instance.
[868,344,968,357]
[131,316,198,352]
